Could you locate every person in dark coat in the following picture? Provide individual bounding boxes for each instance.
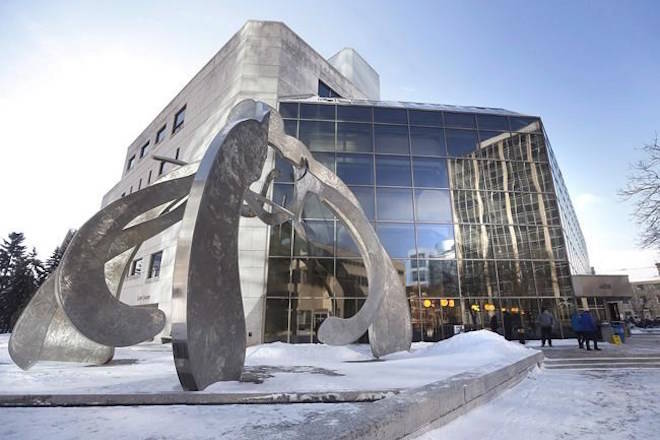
[490,314,499,333]
[536,309,555,347]
[502,311,513,340]
[571,311,585,349]
[581,310,601,351]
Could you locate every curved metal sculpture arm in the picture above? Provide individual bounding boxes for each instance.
[56,173,195,347]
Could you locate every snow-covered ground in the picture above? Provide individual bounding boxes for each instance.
[0,330,534,394]
[418,367,660,440]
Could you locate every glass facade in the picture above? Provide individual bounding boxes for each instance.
[265,100,590,343]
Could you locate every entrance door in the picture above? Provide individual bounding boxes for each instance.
[607,302,620,321]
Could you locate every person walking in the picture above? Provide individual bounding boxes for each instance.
[490,314,498,333]
[503,311,513,340]
[581,310,601,351]
[537,308,555,347]
[571,311,585,349]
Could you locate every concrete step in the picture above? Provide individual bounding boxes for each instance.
[545,363,660,370]
[544,356,660,370]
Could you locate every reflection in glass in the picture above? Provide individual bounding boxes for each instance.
[374,107,407,124]
[410,127,446,156]
[264,298,290,342]
[375,125,410,154]
[335,258,368,297]
[283,119,297,137]
[416,224,455,259]
[376,223,416,258]
[419,260,458,298]
[279,102,298,119]
[269,222,293,257]
[337,122,372,152]
[299,121,334,152]
[376,188,413,221]
[444,112,475,128]
[446,129,478,156]
[413,157,449,188]
[337,154,373,185]
[300,103,335,120]
[294,220,334,257]
[414,189,452,222]
[273,183,293,209]
[375,155,411,186]
[266,258,292,297]
[338,105,372,122]
[336,224,359,257]
[349,186,375,220]
[409,110,443,127]
[477,114,508,131]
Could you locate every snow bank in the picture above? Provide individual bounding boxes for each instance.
[0,331,538,395]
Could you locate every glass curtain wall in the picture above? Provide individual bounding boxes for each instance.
[264,101,587,343]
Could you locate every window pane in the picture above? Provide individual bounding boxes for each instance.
[300,103,335,120]
[477,114,508,131]
[299,121,335,152]
[269,222,293,256]
[336,224,360,258]
[459,260,498,297]
[446,129,478,156]
[410,126,446,156]
[416,224,455,258]
[337,154,373,185]
[375,155,411,186]
[335,259,369,297]
[338,105,372,122]
[283,119,297,137]
[376,223,416,258]
[349,186,374,220]
[337,122,372,152]
[294,220,334,257]
[510,116,541,132]
[272,183,294,210]
[444,112,475,128]
[303,194,334,220]
[266,258,292,297]
[478,130,508,149]
[420,260,459,297]
[412,157,449,188]
[279,102,299,119]
[414,189,452,222]
[375,125,410,154]
[376,188,413,221]
[264,298,289,342]
[374,107,407,124]
[409,110,443,127]
[274,153,294,182]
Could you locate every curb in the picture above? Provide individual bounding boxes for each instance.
[287,350,544,440]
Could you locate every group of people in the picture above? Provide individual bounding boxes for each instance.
[489,308,601,350]
[571,310,600,351]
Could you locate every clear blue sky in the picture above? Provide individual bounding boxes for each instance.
[1,0,659,279]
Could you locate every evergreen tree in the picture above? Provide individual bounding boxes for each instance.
[44,229,76,276]
[0,233,44,332]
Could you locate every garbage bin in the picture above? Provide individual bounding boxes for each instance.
[600,321,613,343]
[611,321,625,343]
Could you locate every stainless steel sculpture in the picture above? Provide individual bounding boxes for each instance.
[9,99,411,391]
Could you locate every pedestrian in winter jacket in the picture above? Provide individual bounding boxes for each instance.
[536,309,555,347]
[580,311,601,351]
[571,312,585,349]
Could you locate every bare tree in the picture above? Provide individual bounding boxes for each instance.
[620,135,660,248]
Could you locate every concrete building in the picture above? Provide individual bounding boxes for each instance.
[104,20,594,344]
[630,265,660,320]
[572,274,634,322]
